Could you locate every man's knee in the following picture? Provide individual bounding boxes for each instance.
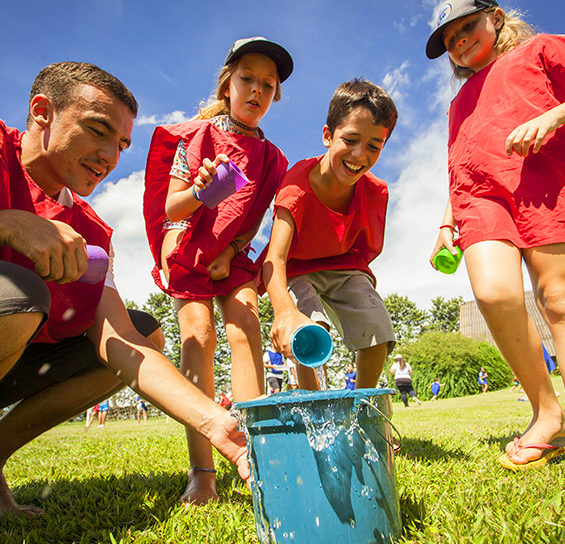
[0,261,51,330]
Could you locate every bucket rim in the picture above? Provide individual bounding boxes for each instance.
[234,387,396,409]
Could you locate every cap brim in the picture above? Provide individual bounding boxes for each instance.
[426,25,449,59]
[225,40,293,82]
[425,6,492,59]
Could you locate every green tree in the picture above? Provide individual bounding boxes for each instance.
[384,293,429,344]
[428,295,463,333]
[258,295,274,343]
[391,331,512,400]
[124,299,139,311]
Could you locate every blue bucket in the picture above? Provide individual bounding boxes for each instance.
[235,388,401,543]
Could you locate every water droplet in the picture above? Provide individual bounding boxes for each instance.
[38,363,50,376]
[62,307,75,321]
[315,517,320,527]
[349,519,356,529]
[296,475,303,486]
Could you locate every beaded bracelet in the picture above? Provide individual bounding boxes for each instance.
[191,184,201,201]
[439,224,456,231]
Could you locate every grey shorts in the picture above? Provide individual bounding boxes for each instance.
[288,269,396,353]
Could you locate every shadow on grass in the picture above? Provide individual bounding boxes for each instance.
[398,437,471,462]
[482,433,516,452]
[0,467,252,544]
[398,491,427,538]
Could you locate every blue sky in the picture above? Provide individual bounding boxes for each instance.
[2,0,564,308]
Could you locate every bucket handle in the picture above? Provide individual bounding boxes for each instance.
[357,398,402,451]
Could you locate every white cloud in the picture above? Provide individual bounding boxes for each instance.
[382,61,411,105]
[374,116,475,309]
[90,170,158,306]
[135,110,192,126]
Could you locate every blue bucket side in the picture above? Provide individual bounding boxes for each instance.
[240,392,401,544]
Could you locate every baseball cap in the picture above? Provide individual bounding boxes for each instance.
[426,0,499,59]
[224,36,294,82]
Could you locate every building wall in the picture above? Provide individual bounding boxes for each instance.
[459,291,555,356]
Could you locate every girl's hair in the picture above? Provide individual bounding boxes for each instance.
[195,59,282,120]
[451,8,536,80]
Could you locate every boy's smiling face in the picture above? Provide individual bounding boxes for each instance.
[322,106,389,187]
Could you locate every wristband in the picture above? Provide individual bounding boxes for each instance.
[229,240,239,256]
[439,224,456,231]
[191,184,201,201]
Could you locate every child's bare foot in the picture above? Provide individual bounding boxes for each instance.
[179,469,219,507]
[208,411,249,481]
[0,467,43,518]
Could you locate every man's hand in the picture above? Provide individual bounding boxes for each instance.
[0,210,87,283]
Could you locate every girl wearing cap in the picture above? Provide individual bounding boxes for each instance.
[143,37,293,504]
[427,1,565,470]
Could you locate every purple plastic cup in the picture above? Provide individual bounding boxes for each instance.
[197,159,249,209]
[78,245,109,284]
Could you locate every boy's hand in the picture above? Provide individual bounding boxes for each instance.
[505,105,565,157]
[271,309,316,360]
[429,227,457,269]
[193,154,230,192]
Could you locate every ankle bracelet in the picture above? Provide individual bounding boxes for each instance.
[191,466,217,473]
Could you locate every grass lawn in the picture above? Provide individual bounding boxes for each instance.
[1,376,564,543]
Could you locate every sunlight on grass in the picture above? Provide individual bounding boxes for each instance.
[1,377,564,543]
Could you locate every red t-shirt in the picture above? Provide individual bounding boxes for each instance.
[144,119,288,299]
[448,34,565,250]
[0,121,112,343]
[274,156,388,283]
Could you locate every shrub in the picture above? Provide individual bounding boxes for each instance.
[387,332,512,401]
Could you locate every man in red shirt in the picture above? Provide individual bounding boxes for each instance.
[0,62,248,518]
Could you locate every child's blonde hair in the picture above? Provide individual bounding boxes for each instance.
[451,8,536,80]
[195,60,282,120]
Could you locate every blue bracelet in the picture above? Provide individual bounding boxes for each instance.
[192,184,201,201]
[191,466,217,473]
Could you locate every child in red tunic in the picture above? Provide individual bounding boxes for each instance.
[426,0,565,470]
[143,37,293,504]
[263,79,397,391]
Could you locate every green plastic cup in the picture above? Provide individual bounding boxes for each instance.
[433,246,463,274]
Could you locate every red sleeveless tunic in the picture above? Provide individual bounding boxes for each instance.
[0,121,112,343]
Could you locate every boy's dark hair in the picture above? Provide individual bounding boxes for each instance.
[27,62,138,125]
[326,78,397,139]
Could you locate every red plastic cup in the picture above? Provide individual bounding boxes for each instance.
[78,245,109,284]
[197,159,249,209]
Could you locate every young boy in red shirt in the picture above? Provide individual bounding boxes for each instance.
[263,78,397,389]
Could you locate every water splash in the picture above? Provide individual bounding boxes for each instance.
[314,366,327,390]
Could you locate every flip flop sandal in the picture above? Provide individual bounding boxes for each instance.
[499,437,565,471]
